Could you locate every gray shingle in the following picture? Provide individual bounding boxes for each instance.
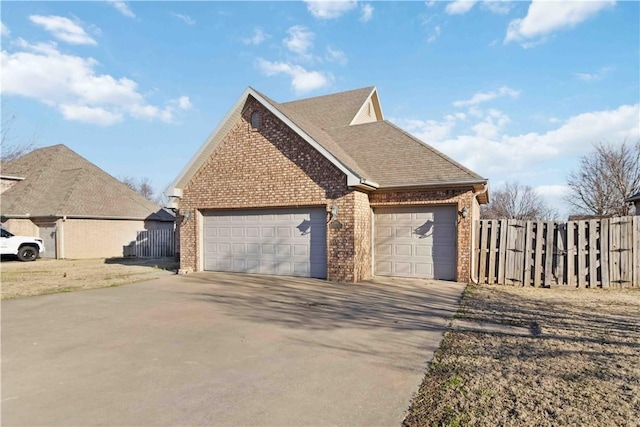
[1,144,170,220]
[276,87,486,188]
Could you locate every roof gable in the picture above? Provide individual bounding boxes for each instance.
[168,88,373,197]
[168,86,488,202]
[281,86,381,129]
[1,144,169,220]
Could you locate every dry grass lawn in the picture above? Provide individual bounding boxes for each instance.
[404,285,640,427]
[0,257,178,299]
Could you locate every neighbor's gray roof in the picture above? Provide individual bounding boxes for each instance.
[1,144,173,220]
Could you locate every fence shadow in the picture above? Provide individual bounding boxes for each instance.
[104,257,179,272]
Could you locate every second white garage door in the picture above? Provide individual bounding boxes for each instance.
[203,208,327,279]
[374,206,457,280]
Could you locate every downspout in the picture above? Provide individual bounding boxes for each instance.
[469,183,489,285]
[59,216,66,259]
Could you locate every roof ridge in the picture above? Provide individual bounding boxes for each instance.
[280,86,375,105]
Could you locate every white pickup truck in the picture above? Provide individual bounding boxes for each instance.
[0,227,45,261]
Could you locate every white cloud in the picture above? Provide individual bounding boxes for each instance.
[256,58,331,94]
[243,27,269,45]
[471,109,510,139]
[177,96,192,110]
[453,86,520,108]
[304,0,358,19]
[427,25,441,44]
[284,25,314,56]
[1,39,186,125]
[129,104,173,122]
[574,66,614,82]
[360,4,374,22]
[534,184,571,198]
[326,46,347,65]
[445,0,478,15]
[29,15,96,46]
[107,1,136,18]
[396,117,458,142]
[505,0,615,46]
[173,13,195,26]
[482,0,512,14]
[429,104,640,176]
[59,104,123,126]
[1,21,10,37]
[426,1,437,8]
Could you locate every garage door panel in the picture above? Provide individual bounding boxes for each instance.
[262,244,275,255]
[395,244,412,256]
[376,261,392,275]
[415,263,433,276]
[377,244,392,255]
[277,245,291,255]
[375,206,456,280]
[395,226,413,238]
[293,244,308,256]
[294,262,309,275]
[262,227,275,238]
[394,262,412,275]
[415,245,432,257]
[204,208,326,279]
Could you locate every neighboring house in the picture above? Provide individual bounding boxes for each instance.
[167,86,489,283]
[1,144,174,259]
[626,191,640,215]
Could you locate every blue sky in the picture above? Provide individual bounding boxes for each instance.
[2,1,639,217]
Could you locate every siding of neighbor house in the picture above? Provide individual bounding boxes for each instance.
[62,219,174,259]
[2,217,174,259]
[2,218,40,237]
[179,99,476,282]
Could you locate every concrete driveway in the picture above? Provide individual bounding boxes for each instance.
[2,272,465,426]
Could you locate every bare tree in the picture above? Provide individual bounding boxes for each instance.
[481,181,558,220]
[121,176,157,202]
[566,141,640,217]
[1,113,38,163]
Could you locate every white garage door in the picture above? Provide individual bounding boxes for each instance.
[374,206,457,280]
[203,208,327,279]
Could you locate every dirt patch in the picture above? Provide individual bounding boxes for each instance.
[404,285,640,427]
[0,257,178,299]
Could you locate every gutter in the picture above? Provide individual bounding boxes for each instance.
[378,179,488,190]
[1,213,172,221]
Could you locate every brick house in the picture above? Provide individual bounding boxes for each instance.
[167,87,489,282]
[1,144,174,259]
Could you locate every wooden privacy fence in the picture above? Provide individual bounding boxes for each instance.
[475,216,640,288]
[124,228,176,258]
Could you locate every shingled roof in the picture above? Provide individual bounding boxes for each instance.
[1,144,173,220]
[168,86,488,201]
